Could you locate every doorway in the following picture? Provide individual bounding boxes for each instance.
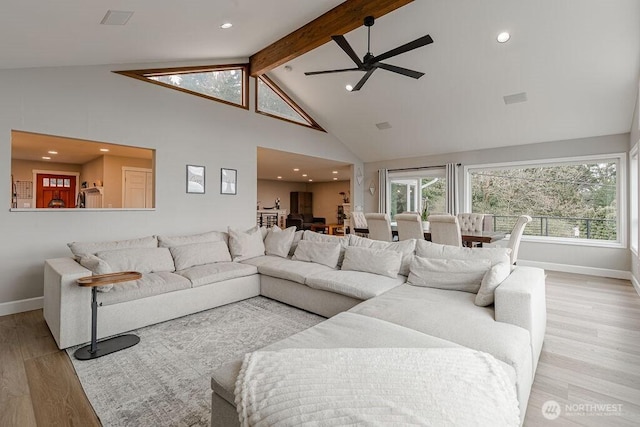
[35,173,77,208]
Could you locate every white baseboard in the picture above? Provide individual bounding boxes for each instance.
[518,260,631,280]
[0,296,44,317]
[631,275,640,297]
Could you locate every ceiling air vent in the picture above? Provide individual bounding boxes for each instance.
[503,92,528,105]
[100,10,134,26]
[375,122,392,130]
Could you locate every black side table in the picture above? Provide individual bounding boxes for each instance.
[74,271,142,360]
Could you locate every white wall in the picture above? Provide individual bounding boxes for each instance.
[364,133,631,276]
[0,61,363,306]
[257,179,308,212]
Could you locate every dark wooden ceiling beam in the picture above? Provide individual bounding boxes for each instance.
[249,0,414,77]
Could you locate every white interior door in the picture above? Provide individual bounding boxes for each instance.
[124,169,152,208]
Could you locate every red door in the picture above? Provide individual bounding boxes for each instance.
[36,174,76,208]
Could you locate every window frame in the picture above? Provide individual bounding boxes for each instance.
[255,75,325,132]
[387,167,447,220]
[631,144,638,254]
[463,153,627,248]
[114,64,250,110]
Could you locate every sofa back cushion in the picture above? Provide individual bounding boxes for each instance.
[264,226,296,258]
[408,256,491,293]
[228,227,266,262]
[169,241,232,270]
[157,230,228,247]
[341,246,403,279]
[68,236,158,259]
[415,240,510,266]
[348,235,416,276]
[96,247,175,274]
[302,231,349,266]
[292,240,341,268]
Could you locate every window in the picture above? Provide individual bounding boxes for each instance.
[388,168,447,220]
[256,75,324,131]
[631,145,638,253]
[115,64,249,109]
[465,154,625,245]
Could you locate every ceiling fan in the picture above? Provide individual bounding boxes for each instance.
[305,16,433,91]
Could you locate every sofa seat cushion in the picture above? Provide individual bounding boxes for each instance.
[257,259,335,285]
[349,284,532,399]
[306,270,406,300]
[239,255,288,268]
[97,272,191,306]
[177,262,258,287]
[211,312,516,406]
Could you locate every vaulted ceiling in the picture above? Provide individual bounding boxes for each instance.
[2,1,639,163]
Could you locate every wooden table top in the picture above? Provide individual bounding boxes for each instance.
[77,271,142,287]
[353,228,506,244]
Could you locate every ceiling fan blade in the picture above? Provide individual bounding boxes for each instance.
[304,68,361,76]
[378,63,424,79]
[332,35,363,67]
[351,69,375,91]
[372,35,433,63]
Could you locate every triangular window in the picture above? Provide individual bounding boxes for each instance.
[256,75,324,131]
[114,64,249,109]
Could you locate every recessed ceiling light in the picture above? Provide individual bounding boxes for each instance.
[100,148,110,152]
[345,84,353,91]
[308,179,313,182]
[497,32,511,43]
[100,10,134,26]
[220,22,233,29]
[332,171,338,174]
[333,177,338,181]
[42,156,51,160]
[277,176,282,179]
[48,150,58,154]
[302,174,307,177]
[293,168,300,172]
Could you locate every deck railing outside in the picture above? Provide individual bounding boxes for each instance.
[490,215,617,241]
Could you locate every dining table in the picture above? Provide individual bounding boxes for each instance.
[352,227,507,246]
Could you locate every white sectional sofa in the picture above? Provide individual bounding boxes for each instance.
[43,226,546,425]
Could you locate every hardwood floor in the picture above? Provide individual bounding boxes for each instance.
[0,271,639,426]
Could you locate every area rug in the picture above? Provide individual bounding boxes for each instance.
[67,297,324,427]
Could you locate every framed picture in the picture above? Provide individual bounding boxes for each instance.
[221,168,237,195]
[186,165,205,194]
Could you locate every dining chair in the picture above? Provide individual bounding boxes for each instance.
[428,214,462,247]
[507,215,532,264]
[457,213,485,233]
[350,211,368,237]
[395,213,425,240]
[364,213,393,242]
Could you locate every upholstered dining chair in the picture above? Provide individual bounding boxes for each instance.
[507,215,532,264]
[364,213,393,242]
[350,211,368,236]
[395,213,425,240]
[457,213,485,233]
[428,214,462,247]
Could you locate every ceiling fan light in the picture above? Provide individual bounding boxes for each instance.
[345,84,353,91]
[497,32,511,43]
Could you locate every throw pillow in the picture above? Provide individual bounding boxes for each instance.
[79,254,114,292]
[169,241,232,270]
[228,227,266,262]
[302,231,350,266]
[288,230,304,257]
[292,240,341,268]
[264,226,296,258]
[415,240,510,266]
[68,235,158,260]
[96,247,176,274]
[341,246,403,278]
[475,262,512,306]
[348,235,416,276]
[408,256,492,293]
[157,230,228,247]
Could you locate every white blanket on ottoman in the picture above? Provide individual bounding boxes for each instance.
[235,347,520,427]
